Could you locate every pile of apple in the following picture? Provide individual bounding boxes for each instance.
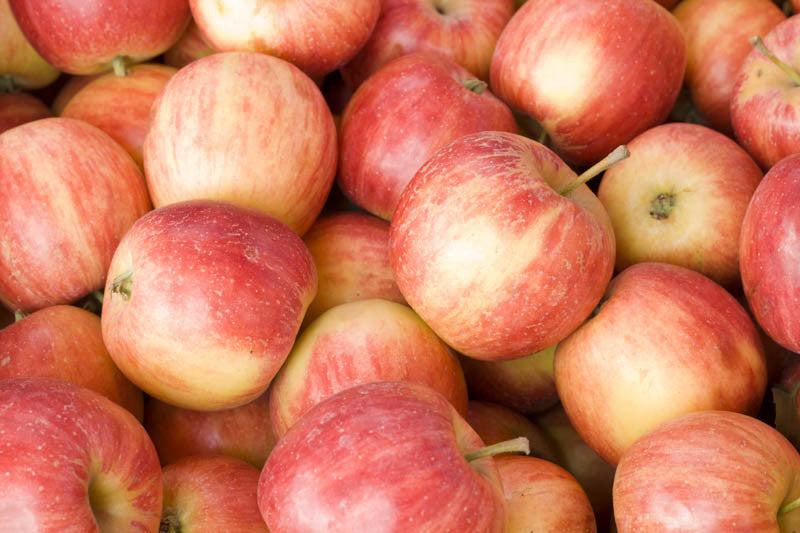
[2,0,800,531]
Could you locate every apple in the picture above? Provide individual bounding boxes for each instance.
[0,91,51,133]
[258,380,514,532]
[673,0,785,134]
[51,74,102,115]
[101,199,317,411]
[554,262,768,465]
[740,153,800,352]
[9,0,191,75]
[389,130,618,361]
[0,117,151,313]
[466,400,558,463]
[613,410,800,532]
[144,390,277,468]
[0,0,59,90]
[340,0,515,89]
[268,298,468,437]
[161,455,268,533]
[143,52,337,236]
[338,52,518,221]
[163,19,216,69]
[490,0,686,167]
[0,377,162,531]
[597,122,763,288]
[190,0,380,81]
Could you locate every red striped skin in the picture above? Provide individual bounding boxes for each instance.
[0,92,51,134]
[390,131,615,361]
[258,381,506,533]
[8,0,190,75]
[0,378,162,533]
[0,117,152,313]
[740,154,800,352]
[614,411,800,533]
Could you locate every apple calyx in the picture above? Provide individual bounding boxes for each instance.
[750,36,800,86]
[0,75,17,93]
[558,145,630,196]
[462,79,488,95]
[112,55,130,77]
[463,436,531,462]
[649,192,675,220]
[110,269,133,300]
[159,512,181,533]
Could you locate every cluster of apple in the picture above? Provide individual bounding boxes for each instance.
[2,0,800,531]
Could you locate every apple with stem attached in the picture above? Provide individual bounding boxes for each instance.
[466,400,558,463]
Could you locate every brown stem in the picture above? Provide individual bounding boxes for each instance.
[464,436,530,462]
[558,145,630,196]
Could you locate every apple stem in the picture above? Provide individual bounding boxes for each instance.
[13,310,26,322]
[558,145,630,196]
[112,55,129,77]
[159,513,181,533]
[0,75,16,93]
[779,495,800,516]
[110,269,133,301]
[462,79,488,95]
[463,436,530,462]
[92,290,104,304]
[750,36,800,86]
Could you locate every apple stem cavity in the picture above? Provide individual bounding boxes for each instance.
[558,145,630,196]
[462,79,488,95]
[0,75,16,93]
[110,269,133,300]
[463,436,530,462]
[750,36,800,86]
[159,513,181,533]
[112,55,130,77]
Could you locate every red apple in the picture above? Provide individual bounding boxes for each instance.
[190,0,380,81]
[163,18,216,69]
[338,52,518,221]
[101,200,317,411]
[258,380,508,532]
[0,377,162,531]
[613,411,800,532]
[490,0,686,167]
[161,455,268,533]
[0,117,151,313]
[466,400,559,463]
[390,131,616,361]
[554,262,768,465]
[143,52,337,236]
[340,0,515,89]
[0,91,51,133]
[51,74,102,115]
[9,0,191,75]
[0,0,59,90]
[740,153,800,352]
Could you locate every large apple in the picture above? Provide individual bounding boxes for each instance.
[0,377,162,532]
[390,131,618,361]
[143,52,337,236]
[101,200,317,411]
[0,91,51,133]
[0,0,59,90]
[490,0,686,167]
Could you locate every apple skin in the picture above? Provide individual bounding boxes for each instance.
[0,377,162,532]
[390,130,615,361]
[740,154,800,352]
[258,380,506,533]
[0,91,51,133]
[60,63,177,167]
[674,0,785,134]
[0,0,59,89]
[190,0,380,81]
[613,411,800,532]
[302,212,404,327]
[144,391,277,469]
[161,455,268,533]
[490,0,686,167]
[9,0,190,75]
[51,74,103,115]
[338,52,518,221]
[269,298,468,437]
[143,52,337,236]
[340,0,515,89]
[101,200,317,411]
[597,122,763,288]
[0,117,152,313]
[163,19,215,69]
[554,262,768,466]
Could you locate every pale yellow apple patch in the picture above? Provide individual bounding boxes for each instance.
[531,41,598,119]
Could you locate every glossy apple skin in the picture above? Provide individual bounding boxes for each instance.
[259,380,506,533]
[101,200,317,411]
[497,455,596,533]
[143,52,337,236]
[161,455,268,533]
[465,401,558,463]
[0,117,151,313]
[0,91,51,133]
[597,122,763,288]
[554,262,768,465]
[269,299,468,437]
[190,0,380,81]
[0,378,162,532]
[390,131,615,360]
[163,19,215,69]
[9,0,190,75]
[61,63,177,166]
[302,212,404,327]
[341,0,514,89]
[0,305,143,420]
[490,0,686,167]
[339,52,518,221]
[740,154,800,352]
[0,0,59,89]
[674,0,784,134]
[614,411,800,532]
